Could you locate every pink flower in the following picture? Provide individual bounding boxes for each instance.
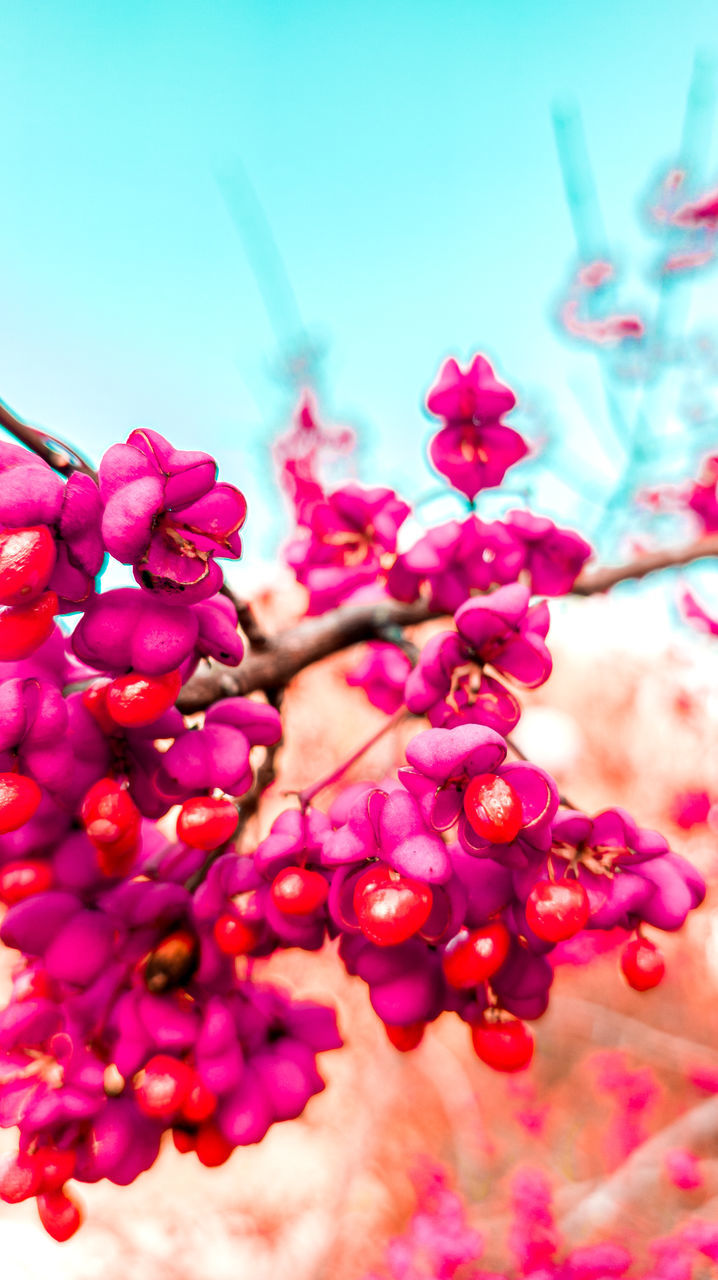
[346,643,412,713]
[99,430,247,603]
[285,482,410,614]
[426,355,527,497]
[387,515,524,613]
[503,509,592,596]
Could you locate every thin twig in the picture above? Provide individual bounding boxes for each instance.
[572,532,718,593]
[0,399,98,480]
[293,706,409,809]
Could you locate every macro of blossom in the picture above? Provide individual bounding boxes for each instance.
[503,509,593,595]
[99,430,247,603]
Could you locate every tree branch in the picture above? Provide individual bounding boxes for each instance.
[177,533,718,712]
[177,598,433,712]
[559,1094,718,1238]
[572,533,718,593]
[0,399,98,480]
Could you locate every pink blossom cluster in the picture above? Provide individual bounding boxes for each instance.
[0,354,706,1244]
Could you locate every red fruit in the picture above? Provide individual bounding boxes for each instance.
[0,590,58,659]
[0,774,42,835]
[195,1122,233,1167]
[180,1078,217,1124]
[464,773,523,844]
[213,913,259,956]
[36,1188,83,1242]
[441,921,511,988]
[525,878,590,943]
[133,1055,194,1119]
[34,1147,76,1192]
[384,1021,426,1051]
[13,969,53,1002]
[0,858,53,906]
[177,796,239,850]
[471,1017,534,1072]
[105,668,182,728]
[80,778,141,875]
[172,1128,197,1154]
[270,866,329,916]
[0,526,56,605]
[620,937,666,991]
[353,864,433,947]
[81,681,116,735]
[0,1151,42,1203]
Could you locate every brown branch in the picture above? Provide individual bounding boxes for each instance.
[177,598,434,712]
[178,532,718,712]
[0,399,97,480]
[572,533,718,594]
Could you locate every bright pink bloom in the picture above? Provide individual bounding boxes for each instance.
[99,430,247,603]
[426,354,527,497]
[285,482,410,613]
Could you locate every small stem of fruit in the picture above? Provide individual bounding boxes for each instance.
[294,707,409,810]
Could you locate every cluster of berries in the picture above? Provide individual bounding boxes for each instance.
[0,354,705,1242]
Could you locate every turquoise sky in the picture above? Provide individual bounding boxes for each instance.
[2,1,718,567]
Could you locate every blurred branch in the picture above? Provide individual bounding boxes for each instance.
[573,532,718,592]
[177,598,434,712]
[179,533,718,710]
[560,1094,718,1238]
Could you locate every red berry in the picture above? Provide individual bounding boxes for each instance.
[134,1055,194,1120]
[81,681,116,735]
[105,668,182,728]
[620,937,665,991]
[384,1021,426,1051]
[525,879,590,943]
[0,590,58,659]
[13,969,53,1002]
[80,778,141,875]
[195,1122,234,1167]
[270,866,328,916]
[464,773,523,844]
[0,1151,42,1203]
[441,921,511,988]
[471,1017,534,1072]
[36,1188,83,1242]
[0,858,53,906]
[213,913,259,956]
[180,1078,217,1124]
[0,526,56,606]
[177,796,239,850]
[0,773,42,835]
[172,1128,197,1154]
[34,1147,76,1192]
[353,864,433,947]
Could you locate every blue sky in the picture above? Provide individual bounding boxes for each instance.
[2,1,718,568]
